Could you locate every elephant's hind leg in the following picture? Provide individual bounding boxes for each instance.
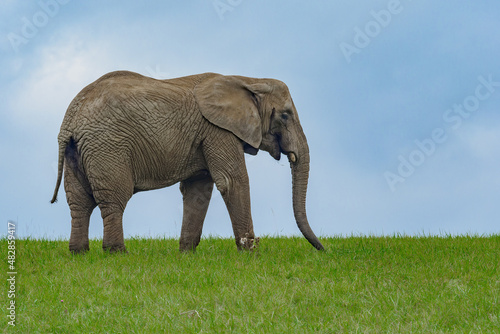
[64,161,96,254]
[179,173,214,252]
[96,191,132,253]
[100,206,128,253]
[89,165,133,253]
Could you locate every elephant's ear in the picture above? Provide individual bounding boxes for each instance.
[194,75,270,149]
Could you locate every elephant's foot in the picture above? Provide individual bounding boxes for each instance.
[179,242,198,253]
[237,234,260,251]
[179,248,196,253]
[69,239,90,254]
[102,243,128,254]
[69,244,90,254]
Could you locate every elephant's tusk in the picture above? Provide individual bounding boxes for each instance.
[288,152,297,163]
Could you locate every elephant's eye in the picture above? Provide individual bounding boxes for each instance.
[280,112,290,121]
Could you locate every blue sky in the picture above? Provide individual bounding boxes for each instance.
[1,0,499,240]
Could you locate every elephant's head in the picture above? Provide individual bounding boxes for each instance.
[195,75,324,250]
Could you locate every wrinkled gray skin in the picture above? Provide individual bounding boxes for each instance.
[51,71,324,253]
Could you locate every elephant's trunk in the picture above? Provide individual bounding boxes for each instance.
[290,129,324,251]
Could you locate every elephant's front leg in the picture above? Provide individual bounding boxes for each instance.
[203,134,256,250]
[219,170,256,251]
[179,173,214,252]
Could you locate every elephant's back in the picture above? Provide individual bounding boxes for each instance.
[61,71,200,138]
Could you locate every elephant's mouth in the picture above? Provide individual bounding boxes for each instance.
[277,137,297,164]
[278,147,297,164]
[266,134,297,163]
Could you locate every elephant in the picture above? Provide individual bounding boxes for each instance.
[51,70,324,253]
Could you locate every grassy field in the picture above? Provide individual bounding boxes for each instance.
[2,235,499,333]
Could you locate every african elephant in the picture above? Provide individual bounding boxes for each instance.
[51,71,324,253]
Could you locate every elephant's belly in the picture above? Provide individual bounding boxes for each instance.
[131,145,208,193]
[133,179,178,192]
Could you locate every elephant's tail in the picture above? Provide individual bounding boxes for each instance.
[50,134,69,204]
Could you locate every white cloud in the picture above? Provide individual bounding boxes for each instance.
[9,36,113,128]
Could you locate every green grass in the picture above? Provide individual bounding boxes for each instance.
[2,235,500,333]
